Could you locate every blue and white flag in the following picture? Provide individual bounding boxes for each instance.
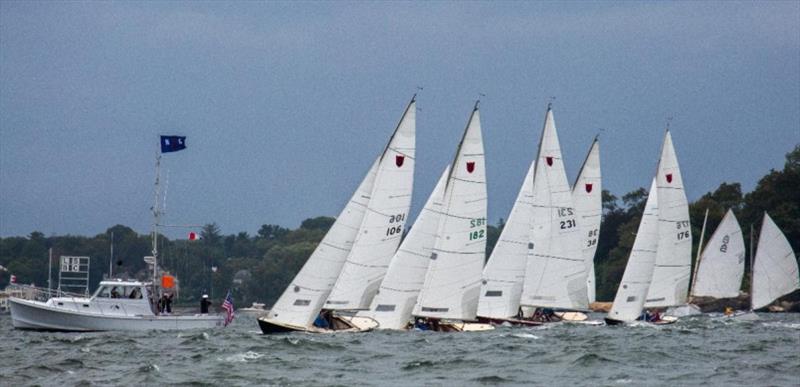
[160,136,187,153]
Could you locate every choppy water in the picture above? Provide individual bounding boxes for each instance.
[2,313,799,386]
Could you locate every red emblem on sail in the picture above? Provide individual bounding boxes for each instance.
[466,161,475,173]
[395,155,405,167]
[546,156,553,166]
[666,173,673,183]
[585,183,593,193]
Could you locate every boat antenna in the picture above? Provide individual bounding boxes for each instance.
[109,231,114,279]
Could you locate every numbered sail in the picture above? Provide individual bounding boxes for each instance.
[414,104,487,321]
[572,138,602,304]
[752,213,799,310]
[327,98,417,310]
[264,159,379,328]
[358,166,449,329]
[691,209,745,298]
[645,131,692,308]
[476,161,534,319]
[607,179,659,322]
[520,107,587,310]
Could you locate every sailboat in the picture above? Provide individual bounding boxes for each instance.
[572,138,602,305]
[605,179,660,325]
[644,130,692,310]
[356,166,449,330]
[411,101,493,332]
[257,96,416,334]
[750,212,799,312]
[667,209,746,317]
[519,105,589,322]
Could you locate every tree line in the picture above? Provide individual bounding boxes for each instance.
[1,145,797,305]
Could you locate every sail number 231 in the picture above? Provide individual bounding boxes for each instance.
[469,218,486,240]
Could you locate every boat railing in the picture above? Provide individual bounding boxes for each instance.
[6,284,87,302]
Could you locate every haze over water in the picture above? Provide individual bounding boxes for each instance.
[2,313,798,386]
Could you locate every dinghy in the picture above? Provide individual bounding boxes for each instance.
[356,166,449,330]
[258,96,416,334]
[412,101,493,332]
[519,105,589,323]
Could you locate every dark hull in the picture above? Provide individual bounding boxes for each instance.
[604,317,625,325]
[257,317,301,334]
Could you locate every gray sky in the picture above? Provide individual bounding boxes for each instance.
[1,1,798,238]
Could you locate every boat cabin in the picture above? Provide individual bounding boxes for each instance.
[45,280,156,317]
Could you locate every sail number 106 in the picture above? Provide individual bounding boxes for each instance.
[386,213,406,236]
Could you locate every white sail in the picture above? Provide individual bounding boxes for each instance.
[414,103,486,321]
[645,131,692,308]
[264,158,379,328]
[358,166,449,329]
[607,179,659,322]
[691,209,745,298]
[752,213,799,310]
[476,161,535,319]
[326,98,417,310]
[572,138,602,304]
[520,107,587,310]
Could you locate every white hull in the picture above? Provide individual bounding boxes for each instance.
[10,298,223,331]
[665,304,703,317]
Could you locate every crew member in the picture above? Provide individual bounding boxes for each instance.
[200,294,211,314]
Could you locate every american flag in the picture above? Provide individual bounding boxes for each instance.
[222,290,235,327]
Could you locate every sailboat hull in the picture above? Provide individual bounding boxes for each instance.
[257,315,377,334]
[477,316,542,327]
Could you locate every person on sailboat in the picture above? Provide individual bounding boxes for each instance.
[313,311,331,329]
[200,294,211,314]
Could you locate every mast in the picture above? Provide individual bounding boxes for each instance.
[48,248,52,293]
[689,208,709,299]
[109,231,114,279]
[749,224,754,311]
[152,152,162,295]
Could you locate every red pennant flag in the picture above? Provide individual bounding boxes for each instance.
[10,274,17,284]
[466,161,475,173]
[585,183,593,193]
[188,232,199,241]
[546,156,554,166]
[395,155,405,167]
[666,173,673,183]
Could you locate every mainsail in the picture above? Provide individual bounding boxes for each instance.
[645,131,692,308]
[607,179,659,322]
[263,159,379,328]
[358,166,449,329]
[691,209,745,299]
[414,103,487,321]
[326,97,417,310]
[572,138,602,304]
[476,161,535,319]
[751,213,799,310]
[520,106,587,310]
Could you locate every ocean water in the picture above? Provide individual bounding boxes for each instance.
[2,313,799,386]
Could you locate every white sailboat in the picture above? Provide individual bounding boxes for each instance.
[751,212,799,311]
[475,160,535,325]
[519,105,588,321]
[356,166,449,330]
[691,209,746,299]
[645,130,692,309]
[258,97,416,333]
[412,102,493,332]
[572,138,602,305]
[605,179,662,325]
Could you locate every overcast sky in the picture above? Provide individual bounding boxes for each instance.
[1,1,798,238]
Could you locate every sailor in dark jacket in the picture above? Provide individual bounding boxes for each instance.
[200,294,211,314]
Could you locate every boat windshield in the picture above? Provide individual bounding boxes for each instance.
[93,285,144,299]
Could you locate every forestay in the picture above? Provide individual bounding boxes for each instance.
[691,209,745,299]
[476,161,535,319]
[645,131,692,308]
[326,98,417,310]
[414,104,487,321]
[752,213,799,310]
[572,138,602,304]
[358,166,449,329]
[520,107,587,310]
[607,179,659,322]
[264,159,379,328]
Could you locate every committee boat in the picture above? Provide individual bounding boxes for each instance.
[9,280,222,331]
